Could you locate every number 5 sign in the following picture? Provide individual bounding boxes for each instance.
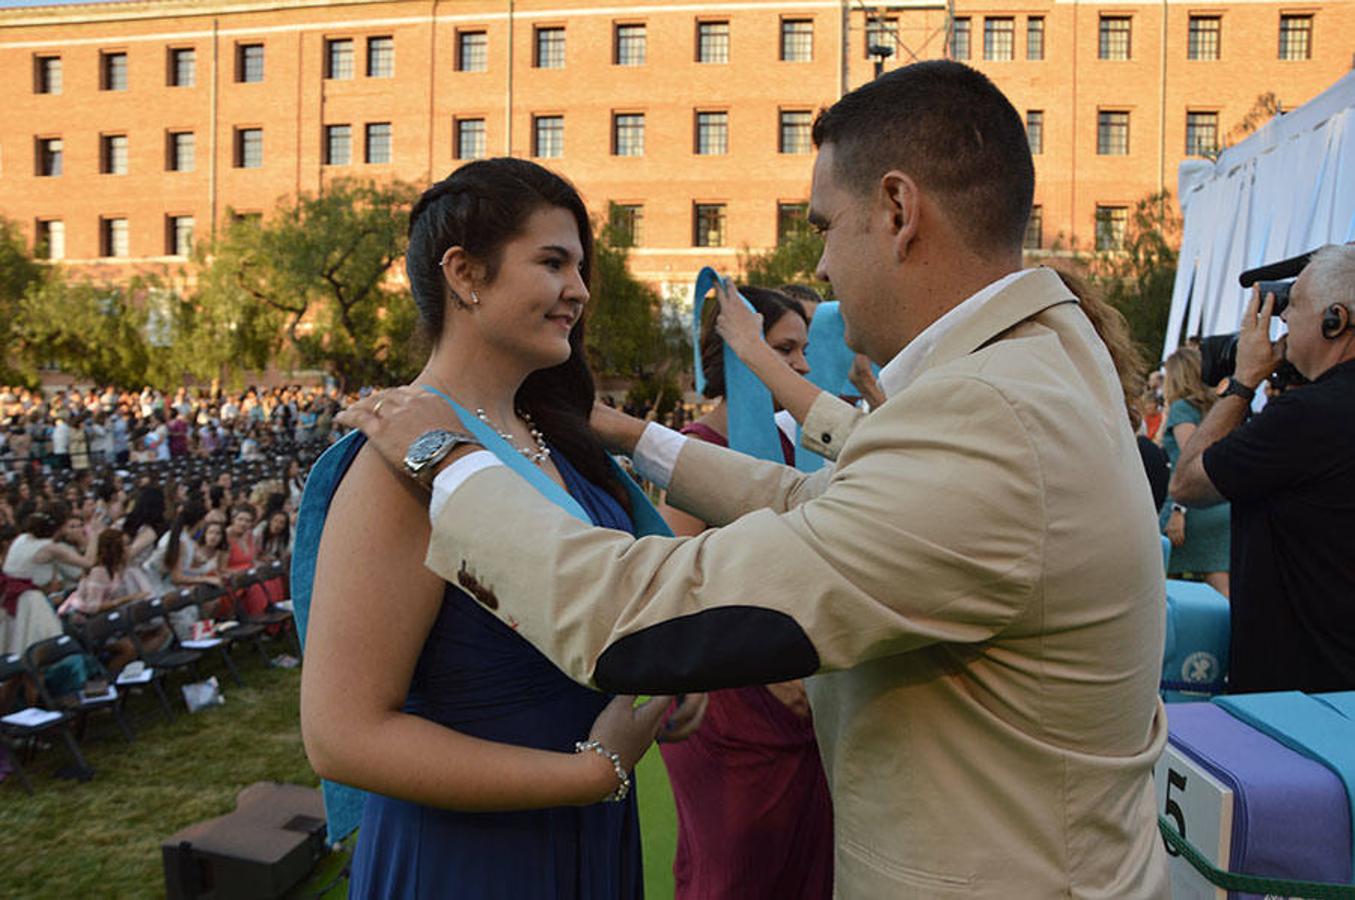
[1153,745,1235,900]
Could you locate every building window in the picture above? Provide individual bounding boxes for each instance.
[168,131,195,172]
[533,115,564,158]
[1026,110,1044,155]
[36,220,64,260]
[167,215,194,257]
[1024,206,1042,250]
[1095,206,1127,251]
[534,27,565,68]
[612,113,645,157]
[1188,16,1221,61]
[694,204,727,247]
[34,56,62,94]
[167,47,195,86]
[235,127,263,168]
[1099,16,1131,60]
[697,21,730,63]
[455,118,486,159]
[779,110,812,154]
[777,202,809,244]
[237,43,264,82]
[365,122,392,163]
[614,24,646,65]
[101,51,128,91]
[367,36,394,77]
[101,217,129,258]
[984,18,1014,61]
[1279,14,1312,60]
[695,111,729,155]
[866,16,898,58]
[326,39,354,79]
[609,204,643,246]
[781,19,813,62]
[36,138,62,177]
[1026,17,1045,60]
[324,124,352,166]
[101,134,129,175]
[1097,111,1129,155]
[951,18,972,61]
[1185,111,1219,157]
[458,31,487,71]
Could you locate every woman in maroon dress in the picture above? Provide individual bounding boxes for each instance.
[658,285,834,899]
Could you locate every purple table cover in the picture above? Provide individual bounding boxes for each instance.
[1167,702,1353,888]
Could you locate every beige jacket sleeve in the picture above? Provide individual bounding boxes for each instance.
[798,390,865,461]
[425,373,1043,693]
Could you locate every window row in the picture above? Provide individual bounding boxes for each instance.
[31,216,196,260]
[453,110,814,160]
[30,36,394,94]
[1018,205,1127,252]
[604,202,812,249]
[946,12,1314,63]
[1019,109,1220,158]
[32,129,264,174]
[449,18,817,71]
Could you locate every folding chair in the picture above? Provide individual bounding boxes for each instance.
[25,635,134,745]
[125,598,213,703]
[251,560,300,657]
[217,573,271,669]
[0,652,94,789]
[160,590,247,687]
[81,609,175,725]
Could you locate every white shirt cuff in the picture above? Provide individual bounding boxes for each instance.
[429,450,503,522]
[632,422,686,489]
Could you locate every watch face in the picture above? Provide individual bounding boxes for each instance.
[408,431,450,466]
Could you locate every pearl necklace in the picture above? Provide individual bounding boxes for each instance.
[474,408,551,465]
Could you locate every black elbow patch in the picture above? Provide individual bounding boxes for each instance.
[594,606,820,694]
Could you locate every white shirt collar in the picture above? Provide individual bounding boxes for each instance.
[876,269,1034,399]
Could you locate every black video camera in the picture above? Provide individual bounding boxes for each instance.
[1196,250,1312,390]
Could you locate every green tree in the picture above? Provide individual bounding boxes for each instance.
[0,217,49,383]
[192,178,421,388]
[587,211,691,387]
[739,227,827,291]
[14,277,159,387]
[1086,191,1181,360]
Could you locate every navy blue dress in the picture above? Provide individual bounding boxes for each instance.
[347,449,644,899]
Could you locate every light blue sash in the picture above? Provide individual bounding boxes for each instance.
[691,267,783,463]
[290,396,672,841]
[691,269,858,471]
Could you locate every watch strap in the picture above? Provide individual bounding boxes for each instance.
[405,429,478,485]
[1223,377,1256,403]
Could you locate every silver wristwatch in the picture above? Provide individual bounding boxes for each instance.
[403,429,478,485]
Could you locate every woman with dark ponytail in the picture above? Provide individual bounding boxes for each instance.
[301,159,681,898]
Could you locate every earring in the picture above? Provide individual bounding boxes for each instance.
[470,290,481,306]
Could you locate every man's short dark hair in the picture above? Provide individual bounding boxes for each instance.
[812,60,1034,254]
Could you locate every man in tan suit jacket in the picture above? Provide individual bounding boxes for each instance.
[343,62,1169,898]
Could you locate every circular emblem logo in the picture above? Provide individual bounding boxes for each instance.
[1182,651,1220,685]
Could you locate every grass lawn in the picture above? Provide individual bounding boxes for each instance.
[0,649,679,898]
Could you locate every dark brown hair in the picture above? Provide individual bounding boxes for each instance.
[96,528,127,574]
[811,60,1034,254]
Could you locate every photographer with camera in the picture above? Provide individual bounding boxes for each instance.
[1170,243,1355,693]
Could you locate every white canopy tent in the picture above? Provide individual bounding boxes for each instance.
[1163,71,1355,361]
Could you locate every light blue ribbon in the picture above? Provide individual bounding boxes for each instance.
[692,269,859,471]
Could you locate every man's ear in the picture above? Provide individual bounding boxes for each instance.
[879,171,920,262]
[440,246,479,306]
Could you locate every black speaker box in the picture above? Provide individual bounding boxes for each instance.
[162,781,328,900]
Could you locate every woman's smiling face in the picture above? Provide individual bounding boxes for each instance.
[458,205,590,373]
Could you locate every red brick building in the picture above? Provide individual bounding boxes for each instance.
[2,0,1350,294]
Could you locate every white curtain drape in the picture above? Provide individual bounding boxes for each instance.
[1163,71,1355,361]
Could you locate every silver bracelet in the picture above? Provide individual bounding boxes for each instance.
[574,740,630,803]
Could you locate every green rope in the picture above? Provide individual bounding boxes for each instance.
[1158,815,1355,898]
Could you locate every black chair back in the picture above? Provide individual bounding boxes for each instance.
[25,634,83,672]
